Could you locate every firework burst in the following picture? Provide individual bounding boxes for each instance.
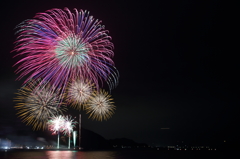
[66,79,95,110]
[62,115,78,136]
[47,115,65,134]
[14,80,67,130]
[86,89,115,121]
[13,8,119,92]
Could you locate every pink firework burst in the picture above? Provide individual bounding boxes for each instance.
[13,8,119,91]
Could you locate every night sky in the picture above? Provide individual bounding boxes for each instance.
[0,0,238,147]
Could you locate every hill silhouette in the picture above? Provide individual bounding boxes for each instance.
[80,128,111,150]
[1,125,147,150]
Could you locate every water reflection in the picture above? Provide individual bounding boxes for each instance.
[46,151,77,159]
[45,151,116,159]
[0,150,117,159]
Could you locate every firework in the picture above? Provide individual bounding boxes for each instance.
[13,8,119,92]
[14,80,67,130]
[62,115,78,149]
[66,79,95,110]
[85,89,116,121]
[47,115,65,149]
[47,115,65,134]
[62,115,78,136]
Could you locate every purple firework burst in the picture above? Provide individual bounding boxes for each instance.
[13,8,119,91]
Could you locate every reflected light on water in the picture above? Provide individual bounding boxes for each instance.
[46,151,77,159]
[45,151,116,159]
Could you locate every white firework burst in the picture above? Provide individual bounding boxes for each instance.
[85,89,116,121]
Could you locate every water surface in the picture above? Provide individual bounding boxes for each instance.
[0,149,225,159]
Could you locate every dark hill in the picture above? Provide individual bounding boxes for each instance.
[80,128,111,150]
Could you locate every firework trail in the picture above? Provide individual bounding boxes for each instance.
[13,8,119,93]
[66,79,95,110]
[86,89,116,121]
[62,115,78,149]
[14,80,67,130]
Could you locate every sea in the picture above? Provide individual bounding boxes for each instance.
[0,149,228,159]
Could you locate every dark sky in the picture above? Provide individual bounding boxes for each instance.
[0,0,238,146]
